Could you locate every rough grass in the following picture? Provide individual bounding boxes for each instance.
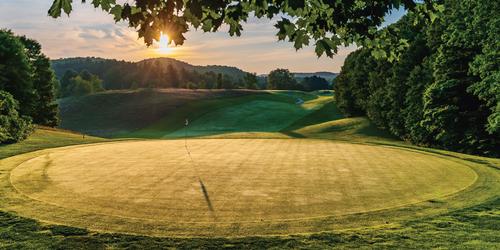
[0,127,106,159]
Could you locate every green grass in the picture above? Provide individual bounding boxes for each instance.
[0,127,106,159]
[6,139,478,236]
[1,89,499,248]
[58,88,256,137]
[126,90,329,138]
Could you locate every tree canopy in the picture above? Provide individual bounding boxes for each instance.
[0,29,59,130]
[0,91,33,144]
[49,0,440,57]
[267,68,298,90]
[334,0,499,157]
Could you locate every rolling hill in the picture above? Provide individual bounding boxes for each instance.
[57,88,391,141]
[51,57,249,88]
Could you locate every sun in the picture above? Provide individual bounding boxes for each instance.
[157,32,171,54]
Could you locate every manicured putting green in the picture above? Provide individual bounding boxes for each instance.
[10,139,476,235]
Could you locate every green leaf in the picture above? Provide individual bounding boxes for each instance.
[315,41,325,57]
[48,0,73,18]
[109,5,122,22]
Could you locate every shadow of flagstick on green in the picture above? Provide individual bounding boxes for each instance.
[184,117,216,216]
[198,178,214,212]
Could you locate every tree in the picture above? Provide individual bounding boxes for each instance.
[267,69,297,90]
[19,37,59,126]
[60,71,104,97]
[49,0,440,58]
[0,91,33,144]
[166,64,180,88]
[221,74,234,89]
[60,69,78,97]
[333,0,499,157]
[301,76,329,91]
[0,29,34,116]
[243,73,258,89]
[216,73,223,89]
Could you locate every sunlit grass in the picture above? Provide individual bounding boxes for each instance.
[0,89,499,247]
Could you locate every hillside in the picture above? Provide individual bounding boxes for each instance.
[51,57,249,90]
[58,89,256,137]
[57,89,393,142]
[52,57,337,91]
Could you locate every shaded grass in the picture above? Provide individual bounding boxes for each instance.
[59,89,256,137]
[293,117,398,143]
[0,127,105,159]
[283,99,343,131]
[127,91,327,139]
[0,198,498,249]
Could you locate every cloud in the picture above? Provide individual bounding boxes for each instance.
[0,1,402,73]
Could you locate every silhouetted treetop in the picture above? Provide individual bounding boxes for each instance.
[49,0,441,58]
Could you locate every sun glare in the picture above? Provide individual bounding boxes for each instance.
[158,32,170,54]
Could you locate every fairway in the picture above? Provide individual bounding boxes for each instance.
[7,139,477,236]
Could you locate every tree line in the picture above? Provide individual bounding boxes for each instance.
[334,0,499,157]
[0,30,59,143]
[56,59,332,92]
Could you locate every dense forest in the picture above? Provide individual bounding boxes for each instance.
[0,30,59,143]
[51,57,253,90]
[334,0,499,157]
[52,57,333,92]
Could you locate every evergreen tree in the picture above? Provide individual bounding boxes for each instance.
[19,37,59,126]
[0,30,34,116]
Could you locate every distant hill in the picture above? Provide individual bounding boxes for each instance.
[136,58,247,79]
[52,57,248,80]
[51,57,250,90]
[51,57,336,90]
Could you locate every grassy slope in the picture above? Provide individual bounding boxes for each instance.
[58,89,256,137]
[1,90,499,248]
[0,127,106,159]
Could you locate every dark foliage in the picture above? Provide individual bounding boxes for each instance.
[301,76,330,91]
[52,57,250,90]
[267,68,300,90]
[334,0,500,157]
[49,0,440,59]
[0,29,59,130]
[0,91,34,144]
[60,70,104,97]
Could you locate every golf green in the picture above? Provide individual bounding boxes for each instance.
[7,139,477,236]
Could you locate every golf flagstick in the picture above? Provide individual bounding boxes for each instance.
[184,118,215,214]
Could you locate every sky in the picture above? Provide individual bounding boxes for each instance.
[0,1,404,74]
